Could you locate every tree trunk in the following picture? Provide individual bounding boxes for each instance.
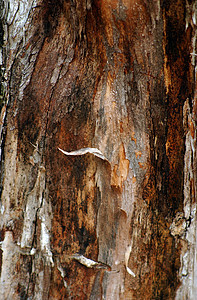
[0,0,196,299]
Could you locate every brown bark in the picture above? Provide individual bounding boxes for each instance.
[0,0,196,299]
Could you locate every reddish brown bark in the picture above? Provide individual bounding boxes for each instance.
[0,0,196,299]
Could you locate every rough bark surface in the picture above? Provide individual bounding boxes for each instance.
[0,0,196,299]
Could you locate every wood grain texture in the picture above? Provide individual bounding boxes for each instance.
[0,0,196,299]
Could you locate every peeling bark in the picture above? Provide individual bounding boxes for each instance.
[0,0,196,299]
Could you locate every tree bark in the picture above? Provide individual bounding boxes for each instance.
[0,0,196,299]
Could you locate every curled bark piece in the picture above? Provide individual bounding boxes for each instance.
[58,147,109,163]
[56,258,70,290]
[70,253,111,270]
[125,245,135,277]
[126,266,136,277]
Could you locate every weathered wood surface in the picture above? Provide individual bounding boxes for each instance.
[0,0,196,299]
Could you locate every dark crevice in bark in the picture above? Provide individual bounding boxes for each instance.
[42,0,63,38]
[163,1,192,214]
